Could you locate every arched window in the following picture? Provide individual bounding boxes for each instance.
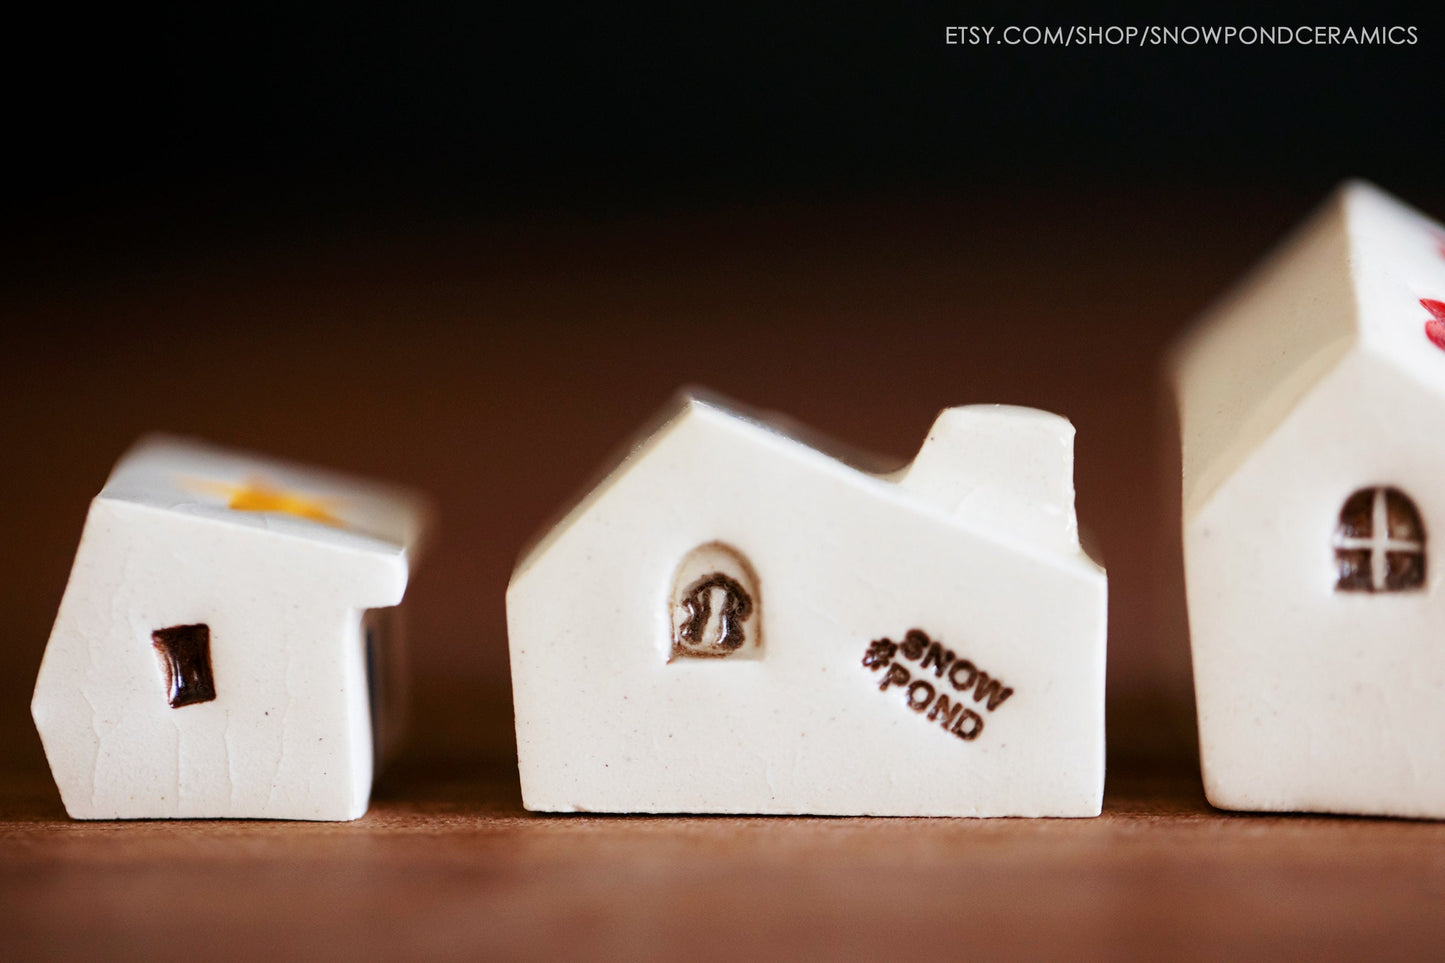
[669,542,762,660]
[1334,487,1427,592]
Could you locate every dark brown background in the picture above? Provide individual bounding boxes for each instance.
[4,4,1444,958]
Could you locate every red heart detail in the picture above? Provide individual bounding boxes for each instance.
[1429,319,1445,351]
[1424,301,1445,351]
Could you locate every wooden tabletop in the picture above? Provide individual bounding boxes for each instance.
[5,690,1443,960]
[4,189,1444,959]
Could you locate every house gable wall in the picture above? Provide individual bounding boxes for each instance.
[508,404,1107,816]
[1186,348,1445,816]
[33,500,382,820]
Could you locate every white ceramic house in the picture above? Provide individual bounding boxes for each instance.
[1174,181,1445,817]
[32,436,427,820]
[508,392,1107,817]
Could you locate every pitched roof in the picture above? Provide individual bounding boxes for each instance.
[99,434,427,560]
[513,390,1093,582]
[1172,181,1445,518]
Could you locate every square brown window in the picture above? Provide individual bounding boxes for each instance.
[151,623,217,708]
[1334,487,1427,593]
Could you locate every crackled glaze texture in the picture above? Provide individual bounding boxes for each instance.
[31,435,427,821]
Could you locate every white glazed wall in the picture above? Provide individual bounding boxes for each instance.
[509,403,1107,817]
[1187,349,1445,817]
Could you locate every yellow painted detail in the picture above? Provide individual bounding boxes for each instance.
[186,478,345,527]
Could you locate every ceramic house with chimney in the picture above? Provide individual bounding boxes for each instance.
[507,392,1107,817]
[1173,181,1445,818]
[32,436,427,821]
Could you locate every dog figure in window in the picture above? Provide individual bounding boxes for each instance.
[674,572,754,657]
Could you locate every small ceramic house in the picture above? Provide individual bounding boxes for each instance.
[1173,181,1445,817]
[32,436,427,820]
[507,392,1107,817]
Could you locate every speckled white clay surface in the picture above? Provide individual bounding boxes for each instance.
[508,393,1107,817]
[32,435,427,821]
[1174,181,1445,818]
